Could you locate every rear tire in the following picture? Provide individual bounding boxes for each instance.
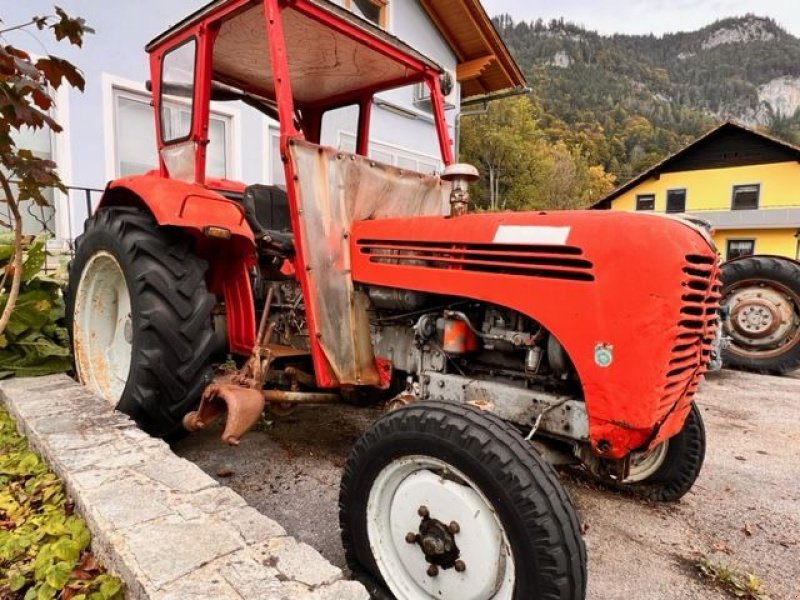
[339,402,586,600]
[66,207,215,438]
[721,256,800,374]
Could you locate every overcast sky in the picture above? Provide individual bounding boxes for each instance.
[481,0,800,37]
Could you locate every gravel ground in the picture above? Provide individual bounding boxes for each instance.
[174,369,800,599]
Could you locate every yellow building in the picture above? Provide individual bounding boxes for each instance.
[594,122,800,261]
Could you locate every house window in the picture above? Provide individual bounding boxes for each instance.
[270,130,286,186]
[5,125,57,236]
[113,88,231,178]
[666,189,686,214]
[727,239,755,261]
[339,132,441,175]
[344,0,388,28]
[732,184,760,210]
[636,194,655,211]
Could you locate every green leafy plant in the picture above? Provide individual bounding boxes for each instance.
[0,407,123,599]
[0,234,71,379]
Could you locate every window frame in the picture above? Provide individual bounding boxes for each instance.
[339,131,442,175]
[103,74,241,182]
[158,37,198,145]
[731,183,761,211]
[665,188,687,214]
[343,0,389,29]
[726,238,755,261]
[636,193,655,211]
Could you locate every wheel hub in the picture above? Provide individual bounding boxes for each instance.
[624,440,669,483]
[724,284,799,350]
[407,508,461,570]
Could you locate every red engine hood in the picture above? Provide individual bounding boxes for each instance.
[350,210,720,458]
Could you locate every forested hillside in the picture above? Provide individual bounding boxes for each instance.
[460,14,800,210]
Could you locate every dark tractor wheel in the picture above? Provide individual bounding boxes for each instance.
[66,206,215,439]
[339,402,586,600]
[607,403,706,502]
[721,256,800,374]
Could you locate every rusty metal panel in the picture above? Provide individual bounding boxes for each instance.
[289,140,448,385]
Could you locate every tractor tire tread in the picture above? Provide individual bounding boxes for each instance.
[339,401,586,600]
[66,207,215,439]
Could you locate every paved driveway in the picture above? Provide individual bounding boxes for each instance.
[174,369,800,599]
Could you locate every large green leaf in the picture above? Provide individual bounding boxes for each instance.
[0,233,71,378]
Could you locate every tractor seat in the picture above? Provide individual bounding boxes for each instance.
[241,184,294,254]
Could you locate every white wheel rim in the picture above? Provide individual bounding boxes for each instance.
[367,456,515,600]
[73,251,133,406]
[624,441,669,483]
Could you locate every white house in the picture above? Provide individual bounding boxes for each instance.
[4,0,524,244]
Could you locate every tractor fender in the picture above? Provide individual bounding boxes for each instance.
[98,174,257,355]
[99,174,255,250]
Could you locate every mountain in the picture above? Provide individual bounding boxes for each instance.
[492,14,800,182]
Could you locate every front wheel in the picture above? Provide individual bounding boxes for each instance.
[339,402,586,600]
[605,403,706,502]
[66,207,216,438]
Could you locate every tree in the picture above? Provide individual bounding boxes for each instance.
[0,8,91,338]
[460,96,616,211]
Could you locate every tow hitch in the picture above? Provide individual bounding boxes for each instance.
[183,289,338,444]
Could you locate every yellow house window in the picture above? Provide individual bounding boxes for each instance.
[636,194,655,211]
[732,184,760,210]
[727,239,755,261]
[344,0,389,28]
[666,189,686,214]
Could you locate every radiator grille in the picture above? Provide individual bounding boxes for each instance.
[356,239,594,282]
[660,254,721,416]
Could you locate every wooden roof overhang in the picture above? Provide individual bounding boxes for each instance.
[420,0,526,99]
[146,0,446,111]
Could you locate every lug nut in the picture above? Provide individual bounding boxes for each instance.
[454,560,466,573]
[418,505,429,518]
[448,521,460,534]
[427,564,439,577]
[405,532,417,544]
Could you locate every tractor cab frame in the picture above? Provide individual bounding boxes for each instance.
[143,0,455,389]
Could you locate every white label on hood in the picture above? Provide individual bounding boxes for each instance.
[493,225,571,245]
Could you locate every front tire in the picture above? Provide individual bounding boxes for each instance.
[339,402,586,600]
[606,403,706,502]
[66,207,215,438]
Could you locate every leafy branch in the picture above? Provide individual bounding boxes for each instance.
[0,7,91,340]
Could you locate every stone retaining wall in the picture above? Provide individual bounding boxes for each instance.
[0,375,368,600]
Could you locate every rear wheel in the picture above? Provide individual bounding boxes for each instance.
[339,402,586,600]
[721,256,800,374]
[66,206,215,438]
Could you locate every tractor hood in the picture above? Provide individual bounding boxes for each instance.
[349,210,721,458]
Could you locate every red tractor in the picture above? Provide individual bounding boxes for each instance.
[66,1,719,598]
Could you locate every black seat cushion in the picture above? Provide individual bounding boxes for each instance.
[243,184,292,233]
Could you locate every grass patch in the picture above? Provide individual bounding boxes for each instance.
[0,407,123,600]
[695,557,772,600]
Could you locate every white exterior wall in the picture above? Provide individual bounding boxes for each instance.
[4,0,459,242]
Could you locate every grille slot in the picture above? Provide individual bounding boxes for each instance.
[356,239,594,282]
[658,254,721,417]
